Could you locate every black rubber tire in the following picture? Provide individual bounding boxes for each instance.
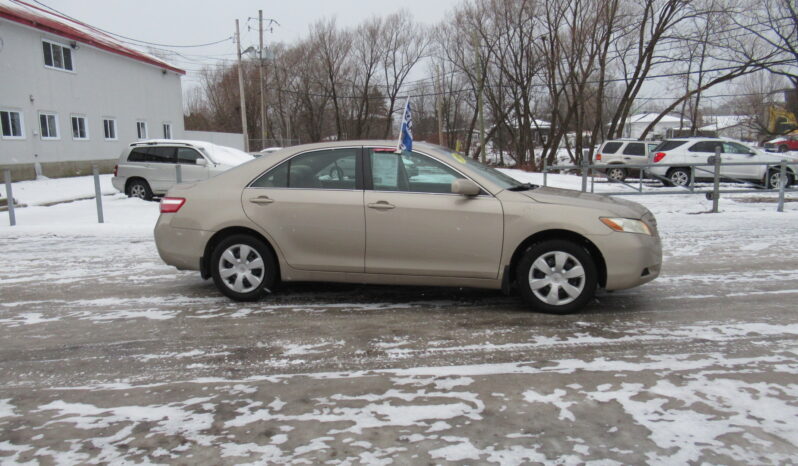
[766,169,793,189]
[516,240,598,315]
[126,178,153,201]
[778,145,789,153]
[666,168,691,187]
[606,166,627,183]
[211,234,277,301]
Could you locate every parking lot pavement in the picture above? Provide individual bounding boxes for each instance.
[1,211,798,463]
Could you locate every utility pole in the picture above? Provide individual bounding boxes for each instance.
[435,64,445,148]
[235,19,250,152]
[472,31,486,163]
[258,10,267,150]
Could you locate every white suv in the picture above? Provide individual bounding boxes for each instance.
[595,139,659,182]
[112,140,254,200]
[648,138,797,188]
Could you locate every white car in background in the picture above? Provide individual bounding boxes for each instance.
[648,137,797,188]
[112,140,254,200]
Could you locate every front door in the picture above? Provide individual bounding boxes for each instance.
[176,147,210,183]
[242,147,365,273]
[364,149,503,279]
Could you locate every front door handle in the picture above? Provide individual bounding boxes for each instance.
[249,196,274,205]
[368,201,395,210]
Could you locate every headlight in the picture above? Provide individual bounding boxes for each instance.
[600,217,652,235]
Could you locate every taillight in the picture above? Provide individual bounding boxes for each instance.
[160,197,186,213]
[596,154,602,161]
[113,164,118,177]
[653,152,666,163]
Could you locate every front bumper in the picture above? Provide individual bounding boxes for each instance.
[588,230,662,291]
[154,214,212,271]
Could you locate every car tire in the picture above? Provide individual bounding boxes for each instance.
[516,240,597,314]
[766,169,793,189]
[126,179,153,201]
[606,166,627,183]
[211,234,277,301]
[666,168,691,187]
[778,145,789,153]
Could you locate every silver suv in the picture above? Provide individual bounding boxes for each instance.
[112,140,253,200]
[595,139,660,182]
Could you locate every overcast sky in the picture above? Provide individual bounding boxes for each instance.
[48,0,463,88]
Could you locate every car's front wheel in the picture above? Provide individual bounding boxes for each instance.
[516,240,597,314]
[606,166,627,183]
[766,169,793,189]
[211,234,277,301]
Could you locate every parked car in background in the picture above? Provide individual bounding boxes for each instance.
[595,139,660,182]
[154,141,662,314]
[254,147,283,157]
[763,132,798,153]
[648,137,797,188]
[112,140,254,200]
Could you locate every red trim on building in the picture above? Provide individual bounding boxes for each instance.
[0,1,185,75]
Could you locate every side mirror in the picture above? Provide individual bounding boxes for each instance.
[195,158,208,166]
[748,151,756,156]
[451,179,481,196]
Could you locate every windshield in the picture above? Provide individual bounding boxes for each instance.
[426,145,523,190]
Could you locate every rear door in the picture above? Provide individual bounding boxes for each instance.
[363,148,503,279]
[242,147,365,272]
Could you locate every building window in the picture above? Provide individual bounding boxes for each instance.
[71,115,88,140]
[39,112,59,139]
[137,121,147,139]
[103,118,117,140]
[163,123,172,139]
[42,40,74,72]
[0,110,24,139]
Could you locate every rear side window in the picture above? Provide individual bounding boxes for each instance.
[251,148,359,189]
[622,143,646,156]
[654,140,688,152]
[601,142,623,154]
[688,141,722,153]
[127,148,148,162]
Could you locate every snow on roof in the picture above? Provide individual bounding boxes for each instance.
[0,0,184,74]
[132,139,253,166]
[698,115,751,132]
[628,113,690,124]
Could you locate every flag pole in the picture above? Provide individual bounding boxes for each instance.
[396,97,411,153]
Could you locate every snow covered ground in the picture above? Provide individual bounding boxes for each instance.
[1,172,797,464]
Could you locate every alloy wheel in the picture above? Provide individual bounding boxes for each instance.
[130,184,146,199]
[670,170,689,186]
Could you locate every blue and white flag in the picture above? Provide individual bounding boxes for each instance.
[396,98,413,153]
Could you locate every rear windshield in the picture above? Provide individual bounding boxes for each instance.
[601,142,623,154]
[654,140,688,152]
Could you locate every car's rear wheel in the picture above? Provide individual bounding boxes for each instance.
[516,240,597,314]
[666,168,690,187]
[211,234,277,301]
[766,169,793,189]
[126,179,153,201]
[606,166,627,183]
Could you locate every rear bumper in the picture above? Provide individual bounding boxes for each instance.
[111,176,126,193]
[589,231,662,291]
[154,215,211,271]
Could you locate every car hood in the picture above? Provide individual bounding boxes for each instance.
[518,187,649,218]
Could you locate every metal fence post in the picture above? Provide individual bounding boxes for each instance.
[777,162,786,213]
[689,166,695,192]
[4,169,15,227]
[581,157,588,193]
[92,165,104,224]
[712,146,721,213]
[543,155,548,187]
[176,164,183,184]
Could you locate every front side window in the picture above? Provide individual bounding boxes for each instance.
[163,123,172,139]
[369,149,465,194]
[136,121,147,139]
[251,148,359,189]
[1,110,24,138]
[39,113,58,139]
[177,147,203,164]
[42,40,74,71]
[103,119,117,140]
[127,146,176,163]
[71,116,88,139]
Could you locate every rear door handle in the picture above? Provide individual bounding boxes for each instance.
[368,201,395,210]
[249,196,274,205]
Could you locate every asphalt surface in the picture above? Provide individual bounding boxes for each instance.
[1,214,797,464]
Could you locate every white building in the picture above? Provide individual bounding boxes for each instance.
[699,115,757,142]
[623,113,691,140]
[0,0,185,180]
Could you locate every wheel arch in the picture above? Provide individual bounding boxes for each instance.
[507,229,607,289]
[201,226,281,281]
